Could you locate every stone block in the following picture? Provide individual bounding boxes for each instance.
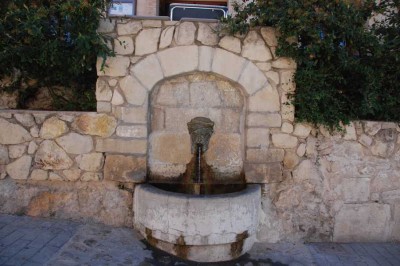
[151,107,165,131]
[63,169,81,182]
[117,20,142,35]
[247,128,270,148]
[30,169,48,181]
[97,56,130,77]
[260,27,278,47]
[159,26,175,49]
[30,126,39,138]
[97,102,112,113]
[49,172,63,181]
[76,153,104,172]
[164,108,208,132]
[27,141,37,155]
[119,75,148,106]
[14,114,35,127]
[272,134,298,149]
[96,79,113,101]
[155,80,189,106]
[120,106,147,124]
[174,22,196,45]
[189,82,221,107]
[56,133,93,155]
[72,113,117,137]
[96,138,147,154]
[114,36,134,55]
[34,140,73,170]
[212,48,246,82]
[364,121,381,136]
[9,144,26,159]
[157,46,198,77]
[293,123,312,138]
[197,23,219,45]
[246,148,284,163]
[238,62,268,95]
[131,54,164,90]
[198,46,214,72]
[256,62,272,72]
[296,143,306,157]
[371,141,392,158]
[142,20,162,28]
[0,145,9,164]
[81,172,102,182]
[218,109,241,133]
[280,71,296,92]
[219,36,241,54]
[218,81,243,108]
[281,122,293,133]
[245,163,283,183]
[247,113,281,128]
[104,155,146,183]
[333,203,391,241]
[341,178,370,202]
[0,165,5,179]
[242,31,272,62]
[343,122,357,140]
[205,134,243,175]
[283,150,300,169]
[272,58,296,69]
[265,71,279,86]
[6,155,32,180]
[135,28,161,56]
[281,93,295,122]
[149,133,191,164]
[98,18,115,33]
[116,125,147,138]
[39,117,68,139]
[0,118,32,144]
[248,85,280,112]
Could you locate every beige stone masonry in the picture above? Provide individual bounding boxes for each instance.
[131,54,164,89]
[97,56,130,77]
[135,28,162,56]
[212,48,246,82]
[157,46,199,77]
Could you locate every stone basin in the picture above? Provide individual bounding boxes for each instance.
[134,184,261,262]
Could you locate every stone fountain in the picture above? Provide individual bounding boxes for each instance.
[134,116,261,262]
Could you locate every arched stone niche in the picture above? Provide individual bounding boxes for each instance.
[148,73,245,182]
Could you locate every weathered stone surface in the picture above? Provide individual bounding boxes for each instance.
[218,36,241,53]
[280,71,296,92]
[14,114,36,127]
[6,155,32,180]
[30,126,39,138]
[293,123,312,138]
[247,113,281,128]
[49,172,63,181]
[256,62,272,72]
[0,113,12,119]
[159,26,175,49]
[96,138,147,154]
[97,56,130,77]
[272,134,298,149]
[149,133,191,164]
[76,153,104,172]
[142,19,162,28]
[238,62,268,95]
[341,178,370,202]
[98,19,115,33]
[281,122,294,133]
[30,169,48,181]
[39,117,68,139]
[135,28,161,56]
[157,46,198,77]
[81,172,102,182]
[247,128,270,148]
[260,27,278,47]
[198,46,214,72]
[116,125,147,138]
[359,134,373,147]
[117,20,142,35]
[212,48,246,81]
[248,85,280,112]
[281,93,295,122]
[174,22,196,45]
[371,141,392,157]
[364,121,381,136]
[35,140,73,170]
[97,102,112,113]
[155,80,189,106]
[0,145,9,164]
[131,54,164,90]
[265,71,279,86]
[63,169,81,182]
[33,114,48,124]
[96,79,113,102]
[0,165,5,180]
[0,118,32,144]
[104,155,146,183]
[343,123,357,141]
[108,79,118,87]
[9,144,26,159]
[246,148,284,163]
[120,106,147,124]
[73,114,117,137]
[111,89,124,106]
[272,58,297,69]
[114,36,134,55]
[245,163,283,183]
[197,23,218,45]
[242,31,272,61]
[333,203,391,241]
[190,82,221,107]
[284,151,300,169]
[205,134,243,175]
[296,143,306,157]
[56,133,93,155]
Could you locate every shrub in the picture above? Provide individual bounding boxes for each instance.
[0,0,113,110]
[223,0,400,129]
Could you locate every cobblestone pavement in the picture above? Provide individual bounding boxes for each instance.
[0,214,399,266]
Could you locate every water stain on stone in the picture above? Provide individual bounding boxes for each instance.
[230,231,249,258]
[173,235,190,260]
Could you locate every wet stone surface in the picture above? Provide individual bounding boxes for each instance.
[0,214,399,265]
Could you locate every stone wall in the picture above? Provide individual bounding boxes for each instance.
[0,18,399,243]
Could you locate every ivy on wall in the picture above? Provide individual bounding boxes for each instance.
[0,0,113,110]
[223,0,400,129]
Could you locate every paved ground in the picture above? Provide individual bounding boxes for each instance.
[0,214,399,266]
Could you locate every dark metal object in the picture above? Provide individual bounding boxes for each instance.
[169,3,228,21]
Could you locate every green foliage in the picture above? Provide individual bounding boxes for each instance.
[0,0,113,110]
[223,0,400,129]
